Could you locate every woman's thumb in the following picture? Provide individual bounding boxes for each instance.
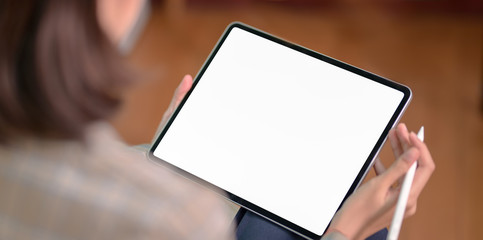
[382,148,420,187]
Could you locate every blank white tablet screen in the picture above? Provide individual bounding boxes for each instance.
[153,27,404,235]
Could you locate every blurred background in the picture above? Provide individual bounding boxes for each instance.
[110,0,483,239]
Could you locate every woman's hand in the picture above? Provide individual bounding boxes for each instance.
[327,124,435,240]
[152,75,193,143]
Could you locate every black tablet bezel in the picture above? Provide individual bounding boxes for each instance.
[149,22,411,240]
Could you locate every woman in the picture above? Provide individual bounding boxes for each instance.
[0,0,434,239]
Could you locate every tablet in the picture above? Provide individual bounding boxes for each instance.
[149,22,411,239]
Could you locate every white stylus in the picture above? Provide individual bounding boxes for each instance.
[387,126,424,240]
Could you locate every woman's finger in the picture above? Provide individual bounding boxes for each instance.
[161,75,193,124]
[408,132,435,197]
[173,75,193,107]
[168,75,193,113]
[388,128,403,158]
[373,157,386,176]
[396,123,411,152]
[381,147,420,188]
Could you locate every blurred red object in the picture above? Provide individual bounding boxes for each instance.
[182,0,483,13]
[383,0,483,14]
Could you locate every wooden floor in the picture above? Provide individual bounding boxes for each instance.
[111,2,483,239]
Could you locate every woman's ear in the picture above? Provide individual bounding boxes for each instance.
[96,0,150,53]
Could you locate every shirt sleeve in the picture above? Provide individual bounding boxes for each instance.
[321,231,350,240]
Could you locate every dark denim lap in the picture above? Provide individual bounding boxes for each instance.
[235,209,388,240]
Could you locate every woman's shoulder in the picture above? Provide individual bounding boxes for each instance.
[0,122,234,239]
[85,122,236,239]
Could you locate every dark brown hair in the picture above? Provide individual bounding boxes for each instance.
[0,0,130,142]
